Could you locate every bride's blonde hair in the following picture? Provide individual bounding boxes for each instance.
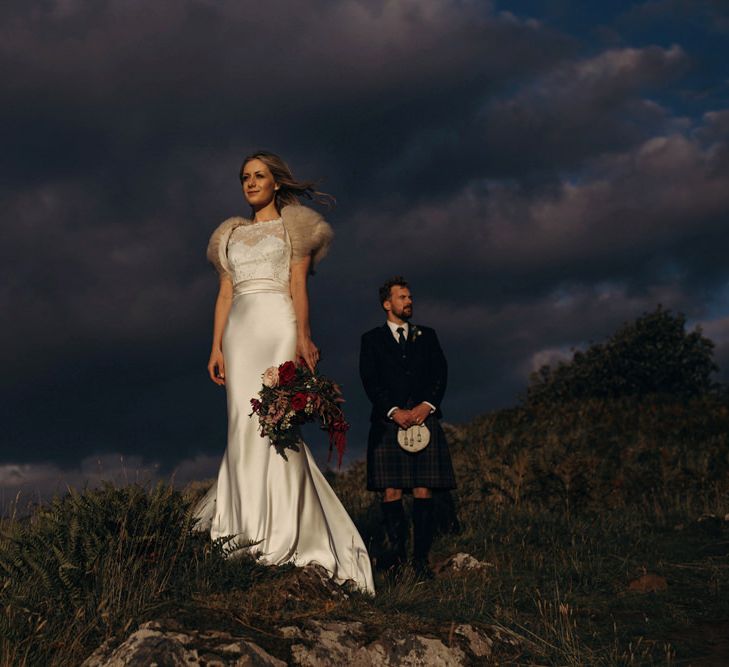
[240,151,336,211]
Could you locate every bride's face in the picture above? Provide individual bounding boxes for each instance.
[241,159,278,209]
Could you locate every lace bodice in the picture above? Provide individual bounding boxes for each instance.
[227,219,290,292]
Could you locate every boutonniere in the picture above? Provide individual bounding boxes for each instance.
[410,325,423,341]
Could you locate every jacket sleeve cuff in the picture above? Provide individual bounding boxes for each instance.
[387,407,399,419]
[423,401,436,413]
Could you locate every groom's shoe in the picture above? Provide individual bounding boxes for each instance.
[381,499,408,570]
[412,497,435,580]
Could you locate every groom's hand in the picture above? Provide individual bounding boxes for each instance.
[392,409,413,429]
[410,403,431,425]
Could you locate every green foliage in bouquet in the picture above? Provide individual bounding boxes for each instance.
[526,306,718,405]
[250,360,350,466]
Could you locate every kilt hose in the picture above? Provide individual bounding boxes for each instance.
[367,414,456,491]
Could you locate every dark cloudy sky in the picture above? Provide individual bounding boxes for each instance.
[2,0,729,502]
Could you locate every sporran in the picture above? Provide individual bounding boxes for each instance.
[397,423,430,453]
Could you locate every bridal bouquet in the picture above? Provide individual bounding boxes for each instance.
[250,360,349,466]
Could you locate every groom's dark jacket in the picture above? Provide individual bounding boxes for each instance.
[359,324,447,422]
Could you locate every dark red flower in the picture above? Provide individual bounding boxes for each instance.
[250,398,262,413]
[278,360,297,385]
[327,417,350,468]
[291,392,308,411]
[332,417,349,432]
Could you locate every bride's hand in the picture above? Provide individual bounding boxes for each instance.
[297,336,320,372]
[208,349,226,386]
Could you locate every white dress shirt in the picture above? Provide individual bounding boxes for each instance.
[386,320,408,342]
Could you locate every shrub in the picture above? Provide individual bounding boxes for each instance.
[526,306,718,405]
[448,394,729,517]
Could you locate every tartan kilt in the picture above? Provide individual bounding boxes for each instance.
[367,415,456,491]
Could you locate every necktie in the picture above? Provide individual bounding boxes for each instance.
[397,327,407,351]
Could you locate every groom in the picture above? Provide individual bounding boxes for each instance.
[359,276,456,578]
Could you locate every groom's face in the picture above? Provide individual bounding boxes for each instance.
[386,286,413,321]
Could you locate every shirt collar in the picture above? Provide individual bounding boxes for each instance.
[386,320,409,339]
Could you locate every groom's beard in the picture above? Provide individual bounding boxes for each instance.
[394,305,413,321]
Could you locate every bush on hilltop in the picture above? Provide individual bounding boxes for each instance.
[526,306,719,405]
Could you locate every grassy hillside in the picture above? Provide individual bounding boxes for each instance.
[329,394,729,663]
[2,394,729,665]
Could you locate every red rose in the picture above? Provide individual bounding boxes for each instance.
[250,398,262,413]
[278,360,297,385]
[291,392,308,411]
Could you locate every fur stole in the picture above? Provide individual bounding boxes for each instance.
[206,204,334,278]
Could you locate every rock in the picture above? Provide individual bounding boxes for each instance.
[82,620,285,667]
[454,624,493,658]
[434,552,495,575]
[628,574,668,593]
[85,618,507,666]
[279,626,305,639]
[288,619,484,666]
[234,642,287,666]
[81,626,193,667]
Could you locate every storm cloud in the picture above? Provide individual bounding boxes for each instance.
[2,0,728,499]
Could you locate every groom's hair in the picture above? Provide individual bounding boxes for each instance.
[379,276,409,306]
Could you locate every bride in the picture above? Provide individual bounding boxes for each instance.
[193,151,374,594]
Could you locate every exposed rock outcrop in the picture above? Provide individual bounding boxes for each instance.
[82,559,514,666]
[83,618,505,666]
[283,619,497,666]
[82,620,285,667]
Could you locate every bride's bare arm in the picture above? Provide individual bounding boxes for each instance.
[207,276,233,385]
[290,257,320,372]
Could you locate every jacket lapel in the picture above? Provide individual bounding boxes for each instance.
[381,324,406,360]
[406,324,422,363]
[381,324,399,350]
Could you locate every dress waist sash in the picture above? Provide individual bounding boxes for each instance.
[233,278,289,297]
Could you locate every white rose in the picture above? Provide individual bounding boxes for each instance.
[262,366,279,388]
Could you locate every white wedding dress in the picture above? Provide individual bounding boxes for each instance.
[194,218,374,595]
